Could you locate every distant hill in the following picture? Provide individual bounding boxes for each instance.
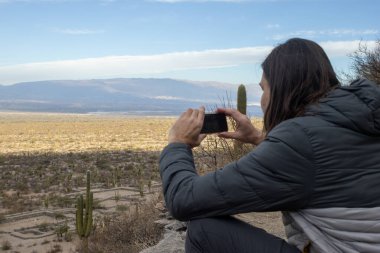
[0,78,262,116]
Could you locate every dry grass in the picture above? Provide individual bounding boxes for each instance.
[83,196,164,253]
[0,112,262,154]
[0,112,271,252]
[0,112,174,154]
[0,150,161,213]
[0,112,263,213]
[0,112,171,253]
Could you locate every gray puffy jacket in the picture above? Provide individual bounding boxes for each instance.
[159,79,380,253]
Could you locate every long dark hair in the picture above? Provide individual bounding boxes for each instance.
[261,38,340,133]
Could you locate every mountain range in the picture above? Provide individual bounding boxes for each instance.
[0,78,262,116]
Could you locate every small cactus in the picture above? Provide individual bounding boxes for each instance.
[76,170,93,238]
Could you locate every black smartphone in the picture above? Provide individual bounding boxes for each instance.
[200,113,228,134]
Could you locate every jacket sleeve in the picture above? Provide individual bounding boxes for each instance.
[159,120,316,221]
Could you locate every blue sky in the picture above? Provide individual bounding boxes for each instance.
[0,0,379,85]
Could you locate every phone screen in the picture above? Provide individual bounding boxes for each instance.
[200,113,228,134]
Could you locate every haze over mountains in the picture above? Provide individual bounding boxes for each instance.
[0,78,262,116]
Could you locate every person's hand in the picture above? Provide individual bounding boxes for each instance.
[168,106,207,148]
[216,108,264,145]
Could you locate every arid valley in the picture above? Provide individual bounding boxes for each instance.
[0,112,283,253]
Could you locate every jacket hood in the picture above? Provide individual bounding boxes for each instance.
[306,79,380,136]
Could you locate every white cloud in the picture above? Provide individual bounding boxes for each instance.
[55,28,105,35]
[272,29,379,40]
[319,40,376,57]
[0,46,271,85]
[0,40,375,85]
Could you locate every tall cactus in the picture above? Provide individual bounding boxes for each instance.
[76,170,93,239]
[237,84,247,115]
[235,84,247,152]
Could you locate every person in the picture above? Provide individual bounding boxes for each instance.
[159,38,380,253]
